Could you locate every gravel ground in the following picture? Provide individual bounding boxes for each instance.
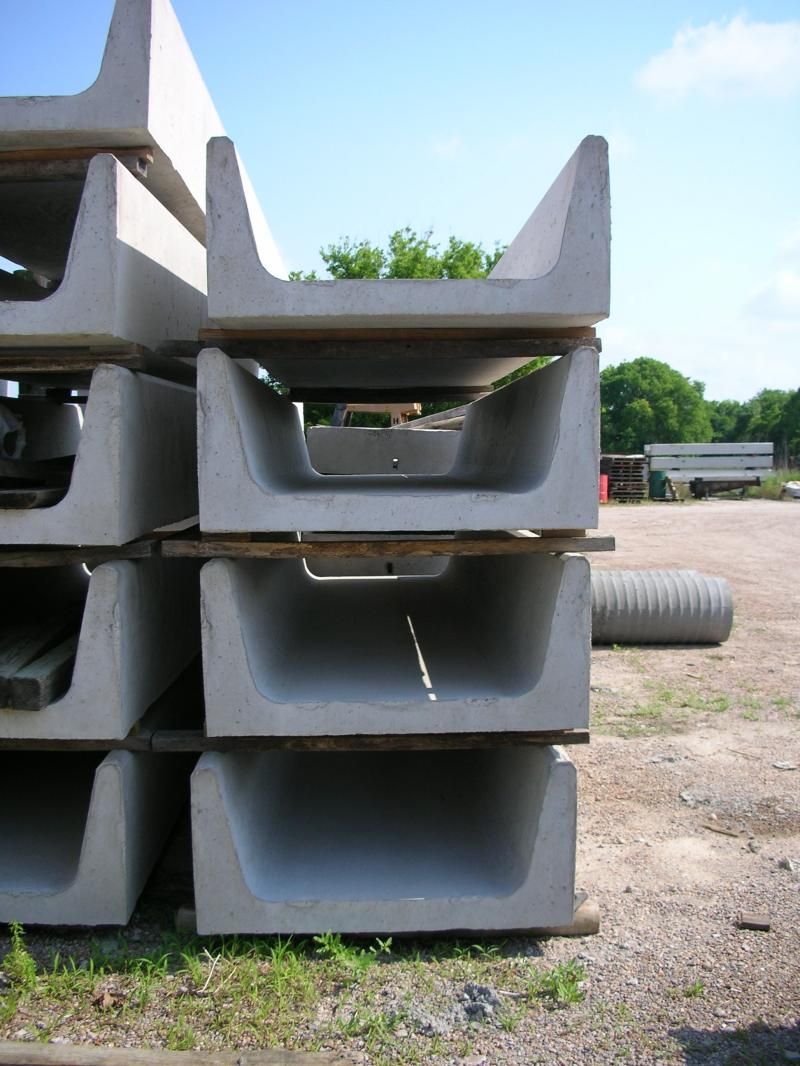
[1,498,799,1064]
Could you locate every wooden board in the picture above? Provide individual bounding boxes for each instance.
[0,727,589,753]
[0,616,78,706]
[197,335,600,360]
[0,540,154,568]
[150,729,590,752]
[0,146,154,165]
[162,533,615,560]
[199,326,597,343]
[0,1041,351,1066]
[9,633,79,711]
[0,348,197,388]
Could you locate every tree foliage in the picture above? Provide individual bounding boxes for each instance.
[600,357,713,453]
[291,227,506,282]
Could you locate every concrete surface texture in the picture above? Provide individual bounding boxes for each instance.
[0,154,207,349]
[200,553,590,736]
[197,347,599,532]
[306,426,460,475]
[0,366,198,544]
[0,0,224,243]
[191,746,577,934]
[0,750,192,925]
[0,557,200,740]
[206,135,609,331]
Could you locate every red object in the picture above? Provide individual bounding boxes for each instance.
[599,473,609,503]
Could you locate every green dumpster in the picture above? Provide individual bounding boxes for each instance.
[649,469,668,499]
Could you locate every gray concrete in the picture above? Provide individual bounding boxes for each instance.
[201,553,590,736]
[306,426,459,475]
[0,750,191,925]
[198,347,599,532]
[0,0,224,243]
[191,746,576,934]
[0,366,197,544]
[0,557,200,739]
[0,154,207,349]
[207,136,609,340]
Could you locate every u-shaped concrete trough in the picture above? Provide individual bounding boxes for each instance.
[0,557,199,740]
[0,153,207,349]
[206,135,609,334]
[0,749,192,925]
[191,746,576,934]
[0,365,197,544]
[0,0,224,244]
[200,552,590,736]
[198,347,599,532]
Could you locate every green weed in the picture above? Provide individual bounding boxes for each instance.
[3,922,36,990]
[527,959,586,1006]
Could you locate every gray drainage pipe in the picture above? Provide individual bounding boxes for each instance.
[591,570,733,645]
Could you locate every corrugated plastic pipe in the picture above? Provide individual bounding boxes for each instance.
[591,570,733,645]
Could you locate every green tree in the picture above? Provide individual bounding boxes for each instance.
[289,229,547,426]
[707,398,747,442]
[600,357,713,453]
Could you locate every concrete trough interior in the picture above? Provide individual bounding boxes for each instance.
[0,556,200,739]
[0,365,198,544]
[0,154,208,350]
[192,746,576,933]
[198,347,599,532]
[0,750,192,925]
[201,552,590,735]
[206,135,609,338]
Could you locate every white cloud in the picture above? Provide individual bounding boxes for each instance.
[637,15,800,100]
[431,134,462,160]
[607,128,636,161]
[746,270,800,321]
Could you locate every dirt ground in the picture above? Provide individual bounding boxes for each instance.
[1,499,798,1065]
[563,498,800,1062]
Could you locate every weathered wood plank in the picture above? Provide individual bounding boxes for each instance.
[150,729,590,752]
[0,146,154,165]
[9,633,79,710]
[0,349,196,388]
[199,326,597,342]
[0,1041,351,1065]
[198,337,597,361]
[0,541,154,568]
[288,387,490,403]
[163,534,615,560]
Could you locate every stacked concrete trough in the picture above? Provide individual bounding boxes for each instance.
[190,132,610,934]
[0,0,216,923]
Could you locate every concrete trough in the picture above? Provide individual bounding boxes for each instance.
[207,136,609,347]
[201,552,590,736]
[0,0,224,244]
[0,749,192,926]
[0,365,197,544]
[0,153,207,349]
[198,347,599,532]
[0,557,199,740]
[191,746,576,935]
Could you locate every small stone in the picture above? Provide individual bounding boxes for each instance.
[773,762,797,771]
[623,885,635,893]
[12,1030,31,1041]
[778,858,796,872]
[748,840,761,853]
[626,977,639,986]
[680,791,696,806]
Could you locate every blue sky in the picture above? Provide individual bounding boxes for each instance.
[1,1,798,401]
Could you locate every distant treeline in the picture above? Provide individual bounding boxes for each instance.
[600,357,799,463]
